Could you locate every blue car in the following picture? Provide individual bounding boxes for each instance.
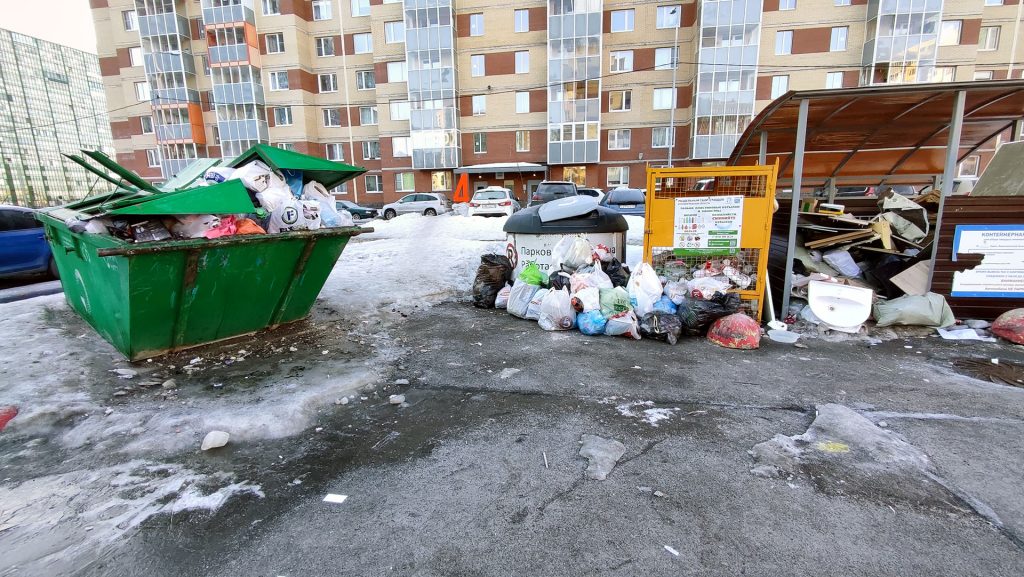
[0,205,56,279]
[600,187,646,216]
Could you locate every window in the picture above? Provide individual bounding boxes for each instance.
[471,54,485,77]
[351,0,369,17]
[431,171,452,191]
[316,37,335,57]
[652,127,674,148]
[201,55,210,75]
[959,155,980,178]
[835,0,851,5]
[610,51,633,73]
[470,13,484,36]
[974,70,994,81]
[984,0,1003,5]
[313,0,333,21]
[129,47,143,67]
[262,0,280,15]
[359,106,378,125]
[608,129,631,150]
[268,71,289,90]
[830,27,848,51]
[515,51,530,74]
[514,9,529,33]
[516,130,530,152]
[776,31,793,55]
[609,90,631,112]
[393,136,411,157]
[515,91,530,113]
[825,72,844,89]
[610,9,634,33]
[140,116,154,134]
[277,143,296,151]
[607,167,629,188]
[656,6,680,29]
[385,21,405,44]
[780,0,796,9]
[353,33,373,54]
[319,73,338,93]
[390,100,410,120]
[473,133,487,153]
[396,173,415,192]
[134,81,151,102]
[655,47,677,70]
[362,140,381,160]
[331,183,348,194]
[980,26,1000,51]
[472,95,486,115]
[931,66,956,82]
[652,88,675,110]
[939,21,962,46]
[325,143,345,161]
[323,108,342,127]
[387,61,408,82]
[146,149,160,167]
[365,175,383,193]
[122,10,138,31]
[356,70,375,90]
[273,106,293,126]
[266,33,284,54]
[771,75,789,99]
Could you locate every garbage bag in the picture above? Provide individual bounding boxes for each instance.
[267,197,307,233]
[551,236,593,272]
[235,218,266,235]
[172,214,220,238]
[525,288,549,320]
[677,291,742,336]
[538,288,576,331]
[301,200,322,230]
[549,270,572,291]
[604,310,641,340]
[518,262,548,286]
[575,287,600,312]
[282,169,304,198]
[472,254,514,309]
[627,263,663,317]
[872,292,955,328]
[570,264,613,293]
[991,308,1024,345]
[204,166,235,184]
[577,310,607,335]
[599,287,632,318]
[255,184,294,213]
[508,279,539,318]
[302,181,344,227]
[494,283,512,309]
[664,281,688,305]
[336,210,355,227]
[602,258,629,288]
[233,160,283,193]
[652,295,678,315]
[639,312,683,345]
[707,313,761,349]
[688,276,731,300]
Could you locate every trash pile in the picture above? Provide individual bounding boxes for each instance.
[472,236,761,349]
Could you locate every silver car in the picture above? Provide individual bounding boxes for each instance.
[381,193,451,219]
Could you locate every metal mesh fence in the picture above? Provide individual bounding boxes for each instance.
[653,174,770,200]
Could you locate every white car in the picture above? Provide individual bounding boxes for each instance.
[381,192,451,220]
[468,187,521,217]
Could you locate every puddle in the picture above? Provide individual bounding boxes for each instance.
[953,358,1024,388]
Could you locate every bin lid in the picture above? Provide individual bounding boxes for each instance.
[503,205,628,234]
[538,196,599,222]
[228,144,367,190]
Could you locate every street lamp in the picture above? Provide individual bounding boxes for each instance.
[667,7,680,168]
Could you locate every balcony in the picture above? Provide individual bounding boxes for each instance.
[217,119,269,142]
[209,44,255,65]
[144,52,196,75]
[161,158,195,178]
[152,87,200,106]
[202,4,255,26]
[212,82,265,106]
[155,123,194,142]
[139,13,189,38]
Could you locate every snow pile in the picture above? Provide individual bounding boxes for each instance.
[624,215,644,270]
[579,434,626,480]
[615,400,679,427]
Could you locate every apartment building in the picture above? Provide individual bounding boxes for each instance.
[93,0,1024,205]
[0,29,115,207]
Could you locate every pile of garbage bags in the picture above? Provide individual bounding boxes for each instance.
[472,236,753,347]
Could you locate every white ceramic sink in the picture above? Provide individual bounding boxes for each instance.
[808,280,874,331]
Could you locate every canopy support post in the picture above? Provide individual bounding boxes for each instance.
[781,98,809,320]
[927,89,965,291]
[758,130,768,165]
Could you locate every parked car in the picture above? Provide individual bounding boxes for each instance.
[335,200,378,220]
[468,186,520,217]
[0,205,56,279]
[600,187,646,216]
[528,181,577,206]
[576,187,605,204]
[381,192,451,220]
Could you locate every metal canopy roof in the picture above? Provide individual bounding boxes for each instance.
[729,80,1024,184]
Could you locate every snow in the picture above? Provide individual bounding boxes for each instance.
[579,434,626,480]
[615,400,679,427]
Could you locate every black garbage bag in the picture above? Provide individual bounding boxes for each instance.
[676,292,741,336]
[548,270,572,291]
[639,312,683,345]
[472,254,514,308]
[602,258,629,288]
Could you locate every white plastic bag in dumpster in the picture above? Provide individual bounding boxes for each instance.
[233,160,284,193]
[256,184,294,213]
[494,283,512,309]
[627,263,662,316]
[525,288,550,320]
[336,210,355,227]
[301,200,321,230]
[570,264,613,293]
[204,166,236,184]
[508,279,539,318]
[551,236,593,272]
[873,292,955,328]
[302,181,343,227]
[268,197,306,233]
[687,277,730,300]
[172,214,221,238]
[664,281,688,305]
[538,288,576,331]
[605,310,641,340]
[575,286,600,312]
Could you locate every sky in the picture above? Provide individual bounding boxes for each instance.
[0,0,98,53]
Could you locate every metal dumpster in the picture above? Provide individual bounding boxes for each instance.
[37,146,368,360]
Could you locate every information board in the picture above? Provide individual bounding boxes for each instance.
[951,224,1024,298]
[673,195,744,256]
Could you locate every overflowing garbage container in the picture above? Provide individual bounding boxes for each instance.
[37,145,369,360]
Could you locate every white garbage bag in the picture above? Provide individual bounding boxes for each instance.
[525,288,549,321]
[575,286,601,312]
[256,183,294,213]
[267,197,306,233]
[301,200,321,230]
[302,181,342,227]
[604,310,641,340]
[233,160,285,193]
[494,283,512,309]
[627,263,663,316]
[570,264,613,293]
[204,166,236,184]
[551,236,593,272]
[508,279,539,319]
[538,288,576,331]
[172,214,221,238]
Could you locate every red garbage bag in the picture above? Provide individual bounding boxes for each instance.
[992,308,1024,345]
[707,313,761,350]
[0,406,18,432]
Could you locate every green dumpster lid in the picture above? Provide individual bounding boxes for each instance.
[107,180,255,216]
[160,158,224,191]
[228,143,367,190]
[81,150,162,193]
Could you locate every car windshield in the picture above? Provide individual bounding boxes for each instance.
[474,190,507,200]
[538,183,575,195]
[337,201,353,208]
[607,189,645,204]
[578,189,600,197]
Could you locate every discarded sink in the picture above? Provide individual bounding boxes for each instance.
[808,280,874,332]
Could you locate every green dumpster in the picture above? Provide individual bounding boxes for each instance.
[38,146,369,361]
